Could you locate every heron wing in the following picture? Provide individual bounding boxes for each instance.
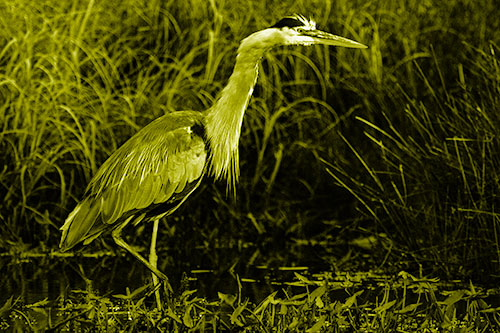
[60,111,207,251]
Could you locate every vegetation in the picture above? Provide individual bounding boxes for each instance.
[3,270,499,331]
[1,0,499,331]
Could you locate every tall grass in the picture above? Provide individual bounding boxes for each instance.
[321,2,500,281]
[1,0,499,282]
[326,42,500,281]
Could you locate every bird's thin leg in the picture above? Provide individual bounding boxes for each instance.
[150,219,162,310]
[111,218,169,282]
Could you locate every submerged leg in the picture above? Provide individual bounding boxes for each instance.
[150,219,162,310]
[111,217,169,282]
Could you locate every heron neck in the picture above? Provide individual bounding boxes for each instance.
[205,48,262,193]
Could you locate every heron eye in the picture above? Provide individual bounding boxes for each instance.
[296,28,305,34]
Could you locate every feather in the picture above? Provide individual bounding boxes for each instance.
[59,197,101,251]
[60,111,208,250]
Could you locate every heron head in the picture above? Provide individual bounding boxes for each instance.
[239,15,367,54]
[272,15,367,48]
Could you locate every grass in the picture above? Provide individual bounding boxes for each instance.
[1,0,500,331]
[2,269,499,331]
[327,40,500,282]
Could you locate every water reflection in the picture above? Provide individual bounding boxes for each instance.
[3,243,500,331]
[1,242,330,306]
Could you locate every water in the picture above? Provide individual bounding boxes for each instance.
[3,243,500,331]
[0,241,333,306]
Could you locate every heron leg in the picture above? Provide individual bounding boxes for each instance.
[150,219,162,310]
[111,217,169,282]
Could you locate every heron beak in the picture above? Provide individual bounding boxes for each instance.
[304,30,367,48]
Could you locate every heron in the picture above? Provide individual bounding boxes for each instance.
[59,14,366,306]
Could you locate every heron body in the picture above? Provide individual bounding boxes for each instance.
[60,111,206,250]
[60,15,366,297]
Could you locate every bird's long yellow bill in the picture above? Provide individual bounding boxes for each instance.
[306,30,367,48]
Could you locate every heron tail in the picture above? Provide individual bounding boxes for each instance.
[59,198,101,251]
